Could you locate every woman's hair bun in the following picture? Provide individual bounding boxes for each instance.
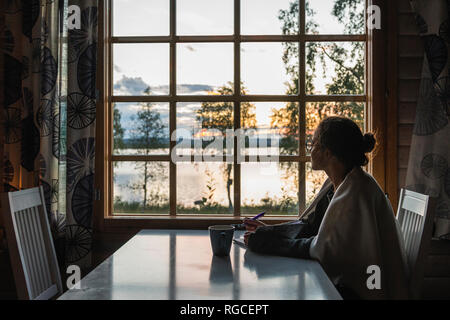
[363,133,376,153]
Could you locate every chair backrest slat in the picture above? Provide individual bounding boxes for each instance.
[1,186,62,300]
[30,206,53,289]
[396,188,435,299]
[24,208,45,295]
[402,211,413,254]
[25,207,52,292]
[14,210,37,297]
[20,209,41,297]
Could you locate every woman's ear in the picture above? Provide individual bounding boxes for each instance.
[323,147,333,160]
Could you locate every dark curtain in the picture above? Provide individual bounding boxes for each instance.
[1,0,98,271]
[407,0,450,239]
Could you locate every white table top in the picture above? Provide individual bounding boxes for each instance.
[58,229,342,300]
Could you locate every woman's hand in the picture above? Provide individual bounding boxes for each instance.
[242,218,267,232]
[244,231,253,246]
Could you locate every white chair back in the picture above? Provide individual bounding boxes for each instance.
[1,186,62,300]
[396,188,435,299]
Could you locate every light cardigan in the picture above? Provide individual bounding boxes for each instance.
[309,166,409,299]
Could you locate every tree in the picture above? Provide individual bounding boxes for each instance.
[113,104,125,151]
[272,0,365,156]
[196,82,257,211]
[271,0,366,205]
[128,87,168,210]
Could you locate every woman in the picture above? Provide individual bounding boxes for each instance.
[243,116,409,300]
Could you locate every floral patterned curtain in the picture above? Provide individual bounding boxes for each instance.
[1,0,97,271]
[65,0,97,268]
[407,0,450,239]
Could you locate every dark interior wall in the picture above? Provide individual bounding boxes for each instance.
[397,0,421,190]
[0,0,13,300]
[397,0,450,299]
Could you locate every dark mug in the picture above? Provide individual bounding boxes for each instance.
[208,225,235,256]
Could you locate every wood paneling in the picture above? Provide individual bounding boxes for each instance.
[398,79,421,101]
[398,102,417,124]
[0,0,4,230]
[396,5,422,195]
[398,124,414,146]
[398,13,420,35]
[398,0,414,13]
[398,35,424,57]
[385,0,399,210]
[398,146,410,169]
[398,168,407,189]
[398,57,423,80]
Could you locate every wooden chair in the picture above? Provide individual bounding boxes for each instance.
[1,186,62,300]
[396,188,436,299]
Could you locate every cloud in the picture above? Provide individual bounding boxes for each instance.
[113,75,149,95]
[113,75,214,96]
[112,77,216,137]
[114,64,122,73]
[175,84,214,94]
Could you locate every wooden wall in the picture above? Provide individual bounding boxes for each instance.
[397,0,421,191]
[0,0,5,230]
[398,0,450,299]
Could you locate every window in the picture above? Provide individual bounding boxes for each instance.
[100,0,368,220]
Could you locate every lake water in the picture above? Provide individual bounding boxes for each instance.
[112,148,328,214]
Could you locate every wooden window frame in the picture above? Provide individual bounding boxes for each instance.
[94,0,396,232]
[0,0,5,231]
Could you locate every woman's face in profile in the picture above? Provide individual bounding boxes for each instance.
[310,129,326,170]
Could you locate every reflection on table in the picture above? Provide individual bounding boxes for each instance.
[58,229,342,300]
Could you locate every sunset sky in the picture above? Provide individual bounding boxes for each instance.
[111,0,364,138]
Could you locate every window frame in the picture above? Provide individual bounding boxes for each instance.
[94,0,394,232]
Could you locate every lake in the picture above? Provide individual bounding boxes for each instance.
[112,148,328,215]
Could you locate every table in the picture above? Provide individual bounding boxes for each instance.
[58,229,342,300]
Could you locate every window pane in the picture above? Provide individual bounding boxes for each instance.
[241,102,299,156]
[113,44,169,95]
[113,0,169,36]
[113,102,169,155]
[177,0,233,35]
[306,0,365,34]
[241,162,299,215]
[175,102,233,157]
[241,42,297,95]
[177,43,234,95]
[305,102,365,151]
[241,0,295,35]
[306,42,365,95]
[306,162,328,207]
[113,161,169,214]
[177,162,234,214]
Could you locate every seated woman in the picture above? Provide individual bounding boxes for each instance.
[243,116,409,300]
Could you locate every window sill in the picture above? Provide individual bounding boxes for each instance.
[101,215,298,232]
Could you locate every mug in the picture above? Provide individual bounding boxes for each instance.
[208,225,235,256]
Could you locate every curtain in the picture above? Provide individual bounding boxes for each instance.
[65,0,97,268]
[407,0,450,239]
[1,0,98,271]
